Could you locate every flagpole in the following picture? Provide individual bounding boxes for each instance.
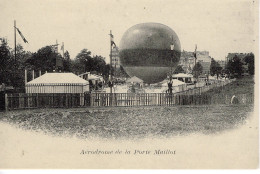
[62,42,64,58]
[194,44,197,66]
[109,30,113,94]
[194,44,198,82]
[14,20,16,91]
[14,20,16,63]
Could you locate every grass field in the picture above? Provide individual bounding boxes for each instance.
[0,76,255,139]
[206,76,254,96]
[0,104,253,139]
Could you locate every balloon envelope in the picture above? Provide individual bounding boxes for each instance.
[119,23,181,84]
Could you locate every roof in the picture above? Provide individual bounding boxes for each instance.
[173,73,193,78]
[78,72,90,76]
[88,74,103,81]
[26,73,89,85]
[78,72,103,81]
[126,76,143,83]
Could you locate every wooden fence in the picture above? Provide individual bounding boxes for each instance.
[5,93,88,110]
[5,91,253,111]
[89,92,253,107]
[4,79,253,111]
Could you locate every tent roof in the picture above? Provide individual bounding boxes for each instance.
[161,79,186,87]
[173,73,193,78]
[27,73,89,85]
[126,76,143,83]
[208,76,216,80]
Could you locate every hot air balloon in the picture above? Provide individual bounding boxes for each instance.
[119,23,181,84]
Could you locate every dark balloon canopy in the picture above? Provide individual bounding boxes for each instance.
[119,23,181,84]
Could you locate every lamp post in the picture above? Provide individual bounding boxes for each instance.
[168,40,174,94]
[109,30,114,95]
[170,43,174,77]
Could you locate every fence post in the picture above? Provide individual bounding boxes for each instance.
[36,93,39,108]
[65,94,69,108]
[80,93,84,106]
[5,93,8,111]
[19,93,22,109]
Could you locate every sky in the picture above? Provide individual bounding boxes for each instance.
[0,0,258,63]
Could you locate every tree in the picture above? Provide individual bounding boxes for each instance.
[26,46,61,72]
[0,38,31,91]
[91,55,106,74]
[103,64,111,80]
[244,53,254,75]
[63,50,71,72]
[71,49,112,78]
[192,62,203,79]
[0,38,12,85]
[12,44,32,90]
[226,55,243,77]
[174,65,185,74]
[210,58,222,77]
[73,49,92,73]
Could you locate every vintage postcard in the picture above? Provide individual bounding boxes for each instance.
[0,0,258,169]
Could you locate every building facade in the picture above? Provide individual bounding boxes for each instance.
[179,51,195,73]
[179,50,211,74]
[197,51,211,63]
[111,46,120,69]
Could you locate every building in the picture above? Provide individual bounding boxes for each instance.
[179,51,195,73]
[26,73,89,93]
[217,60,226,69]
[197,51,211,62]
[200,62,211,75]
[179,50,211,74]
[111,46,120,69]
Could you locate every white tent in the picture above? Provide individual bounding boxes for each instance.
[78,72,103,81]
[126,76,143,83]
[172,73,193,78]
[208,76,216,80]
[161,79,186,87]
[26,73,89,93]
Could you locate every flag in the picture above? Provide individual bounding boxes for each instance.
[109,33,116,47]
[193,44,197,59]
[61,42,64,51]
[16,27,28,43]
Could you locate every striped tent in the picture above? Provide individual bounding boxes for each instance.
[26,73,89,93]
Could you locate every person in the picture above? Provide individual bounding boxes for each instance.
[231,95,239,104]
[168,81,173,94]
[131,85,135,93]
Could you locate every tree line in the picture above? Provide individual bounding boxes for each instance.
[0,36,255,92]
[0,38,126,92]
[173,54,254,79]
